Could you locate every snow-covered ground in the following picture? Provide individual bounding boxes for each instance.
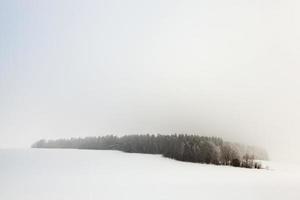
[0,149,299,200]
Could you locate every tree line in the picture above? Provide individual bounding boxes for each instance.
[32,134,268,169]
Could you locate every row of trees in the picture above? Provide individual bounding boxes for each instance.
[32,134,268,169]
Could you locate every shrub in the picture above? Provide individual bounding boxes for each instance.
[231,158,241,167]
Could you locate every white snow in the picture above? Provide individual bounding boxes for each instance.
[0,149,300,200]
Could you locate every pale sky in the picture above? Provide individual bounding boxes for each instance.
[1,0,300,162]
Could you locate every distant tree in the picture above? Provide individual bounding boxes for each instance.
[220,143,239,165]
[31,134,266,169]
[242,153,256,168]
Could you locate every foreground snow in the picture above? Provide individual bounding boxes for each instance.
[0,149,299,200]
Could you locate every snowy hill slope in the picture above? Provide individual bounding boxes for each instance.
[0,149,299,200]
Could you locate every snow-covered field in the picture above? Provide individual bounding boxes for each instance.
[0,149,299,200]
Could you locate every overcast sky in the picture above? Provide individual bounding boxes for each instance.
[1,0,300,162]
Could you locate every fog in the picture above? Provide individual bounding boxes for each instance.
[1,0,300,162]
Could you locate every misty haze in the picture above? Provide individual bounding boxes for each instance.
[1,0,300,200]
